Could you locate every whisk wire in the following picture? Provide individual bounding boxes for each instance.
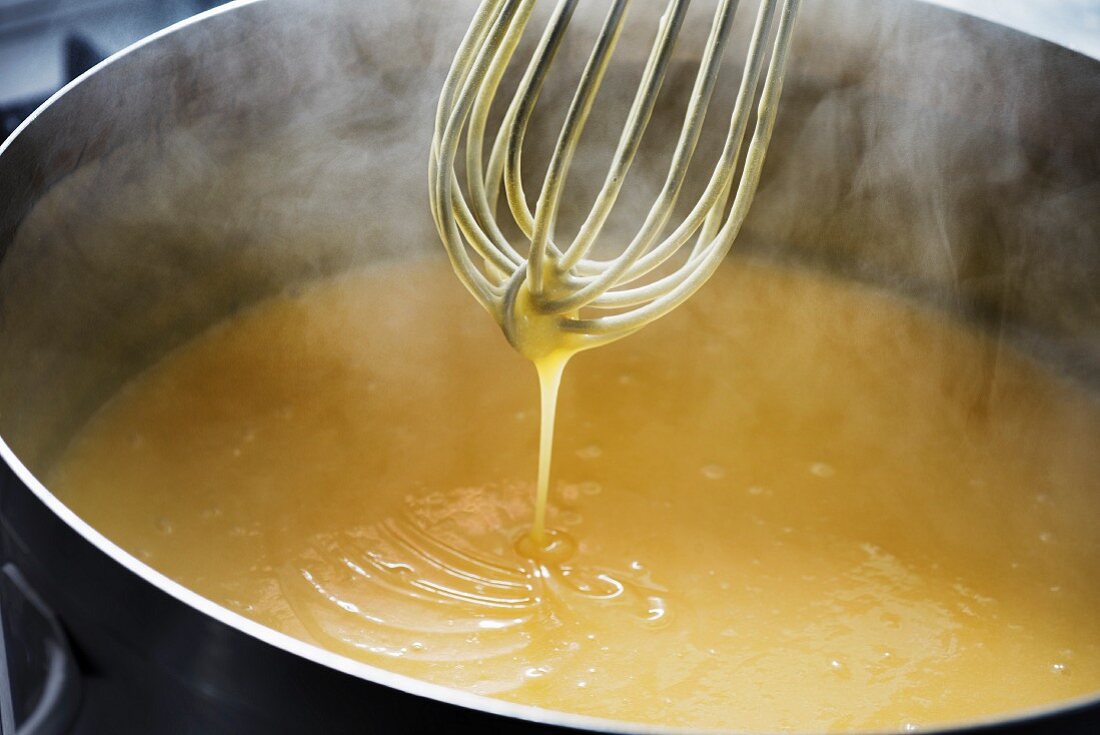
[549,0,691,282]
[528,0,631,295]
[543,0,738,313]
[503,0,581,242]
[568,0,801,338]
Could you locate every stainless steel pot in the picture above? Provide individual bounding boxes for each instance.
[0,1,1097,732]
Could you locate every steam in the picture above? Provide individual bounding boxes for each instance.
[743,0,1100,387]
[1,0,1098,469]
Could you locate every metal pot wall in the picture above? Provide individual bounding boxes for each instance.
[0,0,1097,732]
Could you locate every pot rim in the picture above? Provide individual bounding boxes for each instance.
[1,1,1098,733]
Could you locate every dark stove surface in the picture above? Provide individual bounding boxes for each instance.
[0,0,223,138]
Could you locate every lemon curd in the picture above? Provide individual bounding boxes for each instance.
[50,258,1100,732]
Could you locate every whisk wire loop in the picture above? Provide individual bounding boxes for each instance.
[432,0,801,345]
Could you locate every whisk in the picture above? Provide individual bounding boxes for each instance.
[429,0,801,358]
[430,0,801,546]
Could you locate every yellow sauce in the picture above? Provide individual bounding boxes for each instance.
[49,257,1100,732]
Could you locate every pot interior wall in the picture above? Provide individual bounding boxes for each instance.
[0,0,1097,476]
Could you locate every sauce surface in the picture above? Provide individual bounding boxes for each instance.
[50,258,1100,732]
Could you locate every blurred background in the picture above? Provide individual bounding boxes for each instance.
[0,0,1098,141]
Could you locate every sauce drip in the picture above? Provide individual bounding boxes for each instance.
[531,354,568,547]
[49,258,1100,732]
[501,279,588,549]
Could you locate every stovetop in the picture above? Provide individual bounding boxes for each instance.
[0,0,222,138]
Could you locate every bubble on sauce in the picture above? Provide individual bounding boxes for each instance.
[337,599,361,613]
[524,665,551,679]
[558,484,581,504]
[643,596,668,625]
[902,723,920,733]
[747,485,769,496]
[155,518,174,535]
[810,462,836,478]
[1051,663,1069,675]
[578,481,602,496]
[1038,531,1056,544]
[560,511,583,527]
[576,445,603,460]
[700,464,727,480]
[515,528,577,564]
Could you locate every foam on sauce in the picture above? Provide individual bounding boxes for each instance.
[50,257,1100,732]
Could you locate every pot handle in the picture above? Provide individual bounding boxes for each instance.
[0,564,80,735]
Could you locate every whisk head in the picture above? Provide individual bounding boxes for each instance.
[430,0,801,358]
